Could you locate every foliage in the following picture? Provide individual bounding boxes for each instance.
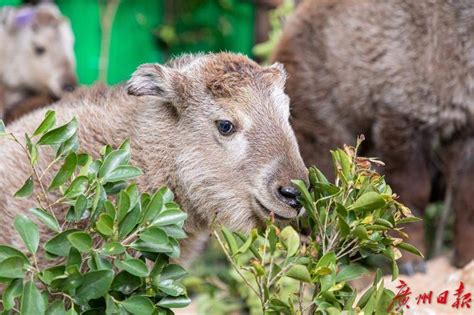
[0,111,424,314]
[214,136,423,314]
[252,0,295,62]
[0,112,190,314]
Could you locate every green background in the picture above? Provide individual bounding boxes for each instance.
[0,0,255,84]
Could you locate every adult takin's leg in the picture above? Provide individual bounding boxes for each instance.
[373,107,433,274]
[442,136,474,268]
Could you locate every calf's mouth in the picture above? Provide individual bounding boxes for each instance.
[254,197,299,221]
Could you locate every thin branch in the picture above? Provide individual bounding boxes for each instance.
[212,230,262,298]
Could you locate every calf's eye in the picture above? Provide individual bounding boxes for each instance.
[216,120,235,136]
[34,45,46,56]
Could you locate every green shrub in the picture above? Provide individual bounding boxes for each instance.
[212,136,422,314]
[0,113,190,314]
[0,114,421,314]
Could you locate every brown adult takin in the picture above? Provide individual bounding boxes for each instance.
[0,3,77,123]
[272,0,474,271]
[0,52,308,263]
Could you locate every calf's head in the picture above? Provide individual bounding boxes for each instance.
[128,53,308,231]
[4,4,77,97]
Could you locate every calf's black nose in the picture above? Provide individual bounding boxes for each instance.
[277,186,301,209]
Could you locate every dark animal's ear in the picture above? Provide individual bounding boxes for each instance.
[7,7,36,33]
[127,63,188,105]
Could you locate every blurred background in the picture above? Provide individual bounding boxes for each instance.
[0,0,292,84]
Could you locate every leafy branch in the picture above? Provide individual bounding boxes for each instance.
[0,112,190,314]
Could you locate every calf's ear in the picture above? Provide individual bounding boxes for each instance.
[127,63,188,107]
[264,62,287,89]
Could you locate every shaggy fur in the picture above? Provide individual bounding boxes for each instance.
[0,53,308,263]
[272,0,474,267]
[0,3,76,122]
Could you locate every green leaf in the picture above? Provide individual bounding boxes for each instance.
[115,259,149,277]
[38,118,77,145]
[396,242,424,258]
[130,239,172,254]
[119,138,131,151]
[20,281,45,315]
[374,218,393,228]
[91,252,113,271]
[30,208,61,233]
[14,215,39,254]
[33,110,56,136]
[67,232,92,253]
[157,295,191,309]
[140,227,168,245]
[105,294,119,314]
[316,252,336,269]
[156,279,186,297]
[0,256,25,278]
[75,270,114,305]
[64,176,89,199]
[337,149,352,180]
[336,264,369,282]
[397,216,422,225]
[91,184,106,214]
[14,177,34,198]
[353,225,369,240]
[121,296,155,315]
[268,225,278,254]
[391,260,399,281]
[116,191,131,223]
[25,134,38,166]
[152,210,188,227]
[161,225,187,239]
[96,213,114,236]
[103,166,143,183]
[44,229,79,257]
[291,179,315,214]
[286,264,311,282]
[221,227,238,255]
[168,238,181,259]
[309,166,329,184]
[101,242,125,256]
[118,205,140,238]
[236,229,257,254]
[98,150,130,179]
[268,298,291,313]
[0,245,29,265]
[39,266,66,285]
[111,271,142,295]
[3,278,22,310]
[49,153,77,190]
[160,264,187,281]
[350,192,386,212]
[56,132,78,158]
[45,300,65,315]
[74,194,88,220]
[280,226,300,257]
[337,215,350,237]
[142,189,164,224]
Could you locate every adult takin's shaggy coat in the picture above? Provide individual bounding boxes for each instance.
[272,0,474,269]
[0,53,308,262]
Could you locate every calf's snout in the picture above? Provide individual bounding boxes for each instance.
[276,185,301,209]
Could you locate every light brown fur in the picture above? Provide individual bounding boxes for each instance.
[0,3,76,122]
[0,53,308,263]
[272,0,474,267]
